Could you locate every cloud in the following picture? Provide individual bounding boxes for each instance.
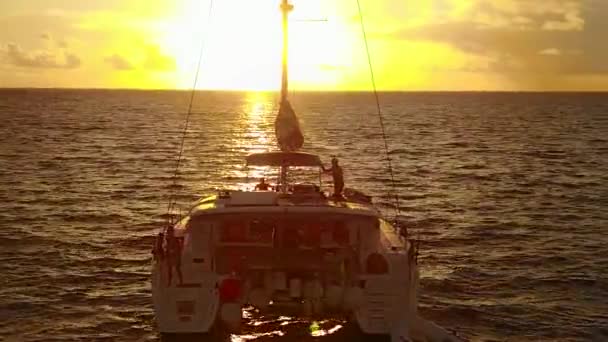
[468,0,584,30]
[37,32,69,49]
[539,48,561,56]
[104,53,135,70]
[2,43,81,69]
[63,53,81,68]
[375,0,608,78]
[541,11,584,31]
[143,45,175,71]
[103,45,175,72]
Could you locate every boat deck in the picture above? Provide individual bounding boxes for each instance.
[188,190,380,218]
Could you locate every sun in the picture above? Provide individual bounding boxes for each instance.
[157,0,355,91]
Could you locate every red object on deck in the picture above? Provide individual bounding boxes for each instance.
[219,278,242,302]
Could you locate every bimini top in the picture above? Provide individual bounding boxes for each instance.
[246,152,322,167]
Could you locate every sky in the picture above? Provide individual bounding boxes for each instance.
[0,0,607,91]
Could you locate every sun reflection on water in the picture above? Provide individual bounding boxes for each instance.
[230,331,285,342]
[228,92,279,190]
[242,91,274,154]
[310,322,343,337]
[228,311,345,341]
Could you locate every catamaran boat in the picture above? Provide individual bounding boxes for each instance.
[152,1,460,341]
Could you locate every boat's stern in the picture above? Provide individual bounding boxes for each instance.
[151,218,221,335]
[151,198,459,341]
[352,220,421,336]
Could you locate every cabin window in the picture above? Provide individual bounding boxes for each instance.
[302,223,321,246]
[249,219,275,243]
[221,221,248,242]
[332,221,349,246]
[282,226,301,248]
[220,219,275,244]
[280,220,351,247]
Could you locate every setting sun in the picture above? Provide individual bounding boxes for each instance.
[157,0,357,91]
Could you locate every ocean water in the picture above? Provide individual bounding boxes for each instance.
[0,89,607,341]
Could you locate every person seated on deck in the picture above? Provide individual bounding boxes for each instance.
[322,157,344,198]
[254,177,271,191]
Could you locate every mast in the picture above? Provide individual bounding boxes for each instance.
[280,0,293,103]
[278,0,293,193]
[274,0,303,156]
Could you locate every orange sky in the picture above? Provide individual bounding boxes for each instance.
[1,0,607,91]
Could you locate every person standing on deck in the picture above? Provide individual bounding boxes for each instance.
[165,225,183,286]
[323,157,344,197]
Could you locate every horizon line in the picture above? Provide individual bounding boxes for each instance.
[1,87,608,93]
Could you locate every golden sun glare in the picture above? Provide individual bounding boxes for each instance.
[158,0,355,91]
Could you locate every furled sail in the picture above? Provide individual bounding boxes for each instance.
[274,0,302,152]
[275,99,304,151]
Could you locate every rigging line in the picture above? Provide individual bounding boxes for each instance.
[166,0,215,223]
[355,0,401,220]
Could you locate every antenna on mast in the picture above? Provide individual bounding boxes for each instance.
[280,0,293,103]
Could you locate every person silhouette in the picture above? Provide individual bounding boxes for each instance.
[322,157,344,197]
[165,225,183,286]
[255,177,270,190]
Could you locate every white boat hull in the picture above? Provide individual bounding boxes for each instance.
[151,190,460,342]
[152,262,220,334]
